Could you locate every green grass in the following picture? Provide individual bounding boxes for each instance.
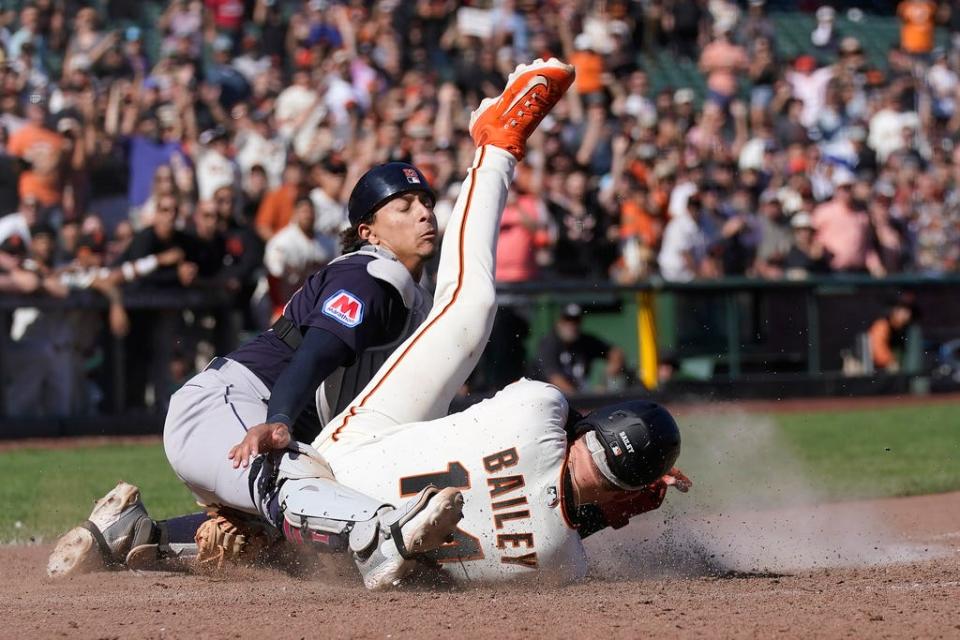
[775,403,960,500]
[0,444,197,543]
[1,401,958,543]
[672,400,960,510]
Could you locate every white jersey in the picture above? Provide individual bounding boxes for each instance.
[322,379,587,585]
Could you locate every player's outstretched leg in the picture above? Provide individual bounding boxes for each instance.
[318,59,575,452]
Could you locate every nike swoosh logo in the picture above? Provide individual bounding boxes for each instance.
[503,75,549,114]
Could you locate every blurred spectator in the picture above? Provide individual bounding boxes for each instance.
[568,34,604,97]
[786,55,834,130]
[0,124,20,216]
[64,8,116,77]
[195,126,239,201]
[869,182,908,273]
[241,164,269,221]
[927,49,957,121]
[122,27,150,77]
[496,171,550,283]
[748,37,778,117]
[810,6,839,53]
[717,187,762,276]
[868,295,919,372]
[275,69,320,143]
[185,199,227,284]
[812,171,885,276]
[264,196,333,318]
[664,0,704,62]
[869,90,920,163]
[119,195,192,287]
[547,168,613,279]
[256,160,306,242]
[206,0,245,40]
[0,194,38,247]
[121,109,190,225]
[308,156,349,238]
[739,0,776,47]
[699,24,748,109]
[8,94,64,210]
[898,0,937,57]
[659,191,719,281]
[754,192,793,278]
[533,303,627,394]
[159,0,204,59]
[783,211,830,279]
[205,35,250,109]
[235,111,286,188]
[7,5,45,65]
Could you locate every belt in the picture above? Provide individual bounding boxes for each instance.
[201,356,270,401]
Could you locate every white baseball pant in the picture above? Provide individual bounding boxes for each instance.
[314,146,516,460]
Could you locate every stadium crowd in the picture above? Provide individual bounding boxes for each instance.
[0,0,958,414]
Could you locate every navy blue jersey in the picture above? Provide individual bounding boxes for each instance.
[229,254,407,390]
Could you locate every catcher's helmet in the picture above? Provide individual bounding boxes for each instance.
[347,162,435,227]
[573,400,681,489]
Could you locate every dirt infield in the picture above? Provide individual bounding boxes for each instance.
[3,492,958,640]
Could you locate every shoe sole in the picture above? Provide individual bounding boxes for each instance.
[402,487,465,553]
[47,526,103,577]
[47,481,143,577]
[125,544,161,571]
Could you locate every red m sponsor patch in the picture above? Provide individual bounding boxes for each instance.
[322,289,364,327]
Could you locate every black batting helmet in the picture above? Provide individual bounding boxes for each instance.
[573,400,681,489]
[347,162,435,227]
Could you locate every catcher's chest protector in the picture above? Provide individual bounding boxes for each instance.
[316,246,433,426]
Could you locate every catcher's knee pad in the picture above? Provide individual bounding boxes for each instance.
[249,441,336,521]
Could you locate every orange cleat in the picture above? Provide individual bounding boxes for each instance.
[469,58,576,160]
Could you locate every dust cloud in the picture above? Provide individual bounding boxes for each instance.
[586,411,942,579]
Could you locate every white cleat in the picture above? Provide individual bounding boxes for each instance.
[47,482,157,577]
[354,486,464,590]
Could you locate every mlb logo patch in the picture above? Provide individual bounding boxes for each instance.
[322,290,364,327]
[402,168,421,184]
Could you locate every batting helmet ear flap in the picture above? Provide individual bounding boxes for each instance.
[572,400,681,489]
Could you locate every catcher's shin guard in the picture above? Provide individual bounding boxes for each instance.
[276,476,464,589]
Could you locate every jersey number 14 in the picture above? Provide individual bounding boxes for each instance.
[399,462,484,563]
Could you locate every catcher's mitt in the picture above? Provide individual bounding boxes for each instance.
[194,508,274,571]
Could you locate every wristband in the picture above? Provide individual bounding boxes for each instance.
[267,413,293,429]
[133,254,159,276]
[120,262,136,282]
